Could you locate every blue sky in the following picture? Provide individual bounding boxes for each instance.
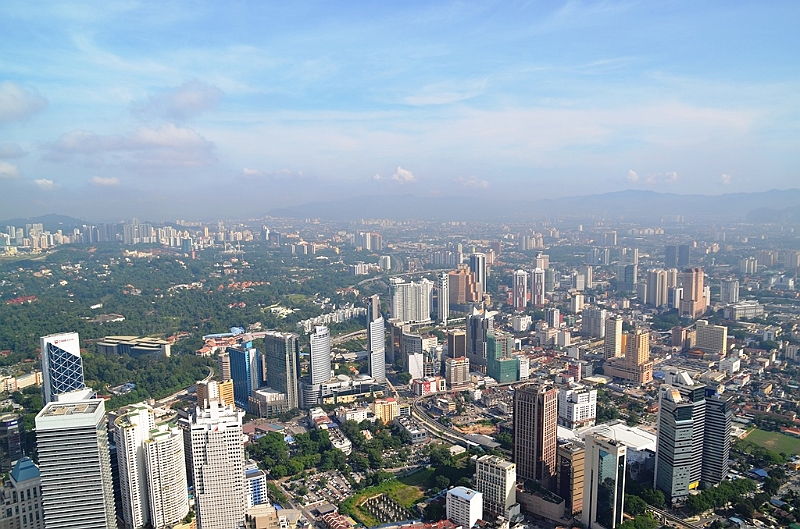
[0,1,798,220]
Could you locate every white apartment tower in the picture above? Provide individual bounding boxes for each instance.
[531,268,546,307]
[512,270,528,312]
[446,487,483,529]
[367,295,386,383]
[582,306,607,339]
[35,399,116,529]
[390,277,434,323]
[646,269,668,307]
[437,271,450,324]
[309,326,332,384]
[188,403,246,529]
[470,253,487,295]
[115,404,155,529]
[603,317,623,359]
[40,332,86,404]
[144,425,190,528]
[720,278,739,304]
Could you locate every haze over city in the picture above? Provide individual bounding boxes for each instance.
[1,1,799,220]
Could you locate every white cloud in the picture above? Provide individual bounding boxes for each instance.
[45,123,215,168]
[455,175,489,189]
[0,82,47,124]
[89,176,121,186]
[0,143,26,159]
[242,167,304,179]
[0,161,19,179]
[33,178,55,190]
[132,79,223,121]
[390,166,416,184]
[721,173,732,185]
[627,169,639,182]
[664,171,678,183]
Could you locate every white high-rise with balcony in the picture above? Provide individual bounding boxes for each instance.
[115,404,155,529]
[144,425,189,528]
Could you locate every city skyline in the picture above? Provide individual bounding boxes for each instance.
[1,2,799,219]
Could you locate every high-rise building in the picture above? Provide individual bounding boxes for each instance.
[188,403,246,529]
[446,329,466,358]
[445,356,470,389]
[197,379,234,409]
[545,308,560,329]
[366,295,386,383]
[695,320,728,355]
[557,442,585,517]
[35,399,116,529]
[581,306,607,339]
[437,272,450,324]
[582,433,627,529]
[263,331,301,409]
[475,455,519,519]
[0,457,44,529]
[646,269,668,307]
[309,326,332,385]
[580,265,594,289]
[603,318,623,359]
[625,329,650,366]
[448,266,481,307]
[702,388,732,487]
[622,264,637,292]
[216,352,231,382]
[0,413,23,472]
[604,329,653,385]
[144,425,189,529]
[446,487,483,529]
[40,332,85,404]
[470,253,487,295]
[390,277,433,323]
[664,245,678,268]
[372,398,399,424]
[678,244,691,268]
[115,404,155,529]
[512,270,528,311]
[513,382,558,488]
[530,268,546,307]
[680,268,706,319]
[720,278,739,304]
[466,307,494,371]
[228,343,262,410]
[486,333,517,384]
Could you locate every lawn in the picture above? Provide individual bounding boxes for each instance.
[744,429,800,455]
[341,479,425,527]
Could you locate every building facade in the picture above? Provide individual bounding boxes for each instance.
[40,332,85,404]
[513,383,558,488]
[582,433,626,529]
[263,331,301,409]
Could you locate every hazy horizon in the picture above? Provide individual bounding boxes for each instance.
[1,2,799,219]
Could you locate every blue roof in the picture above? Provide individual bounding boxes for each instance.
[751,468,769,477]
[10,457,40,483]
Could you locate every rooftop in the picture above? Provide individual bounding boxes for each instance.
[40,400,101,417]
[10,457,40,483]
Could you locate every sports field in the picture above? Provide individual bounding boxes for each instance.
[744,428,800,455]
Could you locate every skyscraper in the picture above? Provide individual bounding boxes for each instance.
[40,332,85,404]
[389,277,433,323]
[144,425,189,529]
[603,317,623,359]
[622,264,637,292]
[582,433,627,529]
[35,399,116,529]
[367,295,386,383]
[513,382,558,488]
[115,404,155,529]
[188,404,246,529]
[227,343,262,409]
[447,329,466,358]
[646,269,668,307]
[720,278,739,304]
[309,326,332,385]
[581,306,607,339]
[263,331,301,409]
[466,306,494,370]
[437,272,450,324]
[702,388,732,487]
[469,253,487,295]
[557,442,585,516]
[680,267,706,319]
[512,270,528,311]
[531,268,546,307]
[0,413,23,472]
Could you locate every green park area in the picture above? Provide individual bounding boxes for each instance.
[745,428,800,455]
[340,478,425,527]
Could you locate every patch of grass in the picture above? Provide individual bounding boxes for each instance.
[744,429,800,455]
[341,478,426,527]
[399,468,434,488]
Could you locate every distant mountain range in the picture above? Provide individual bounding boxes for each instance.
[268,188,800,222]
[0,213,86,232]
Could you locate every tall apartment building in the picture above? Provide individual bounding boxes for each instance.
[581,306,606,339]
[646,269,668,307]
[115,404,155,529]
[309,326,332,385]
[703,389,733,486]
[445,357,470,389]
[0,457,44,529]
[512,270,528,311]
[545,308,561,329]
[144,425,190,528]
[197,379,234,409]
[390,278,433,323]
[603,317,623,359]
[719,278,740,304]
[366,295,386,383]
[680,268,706,319]
[513,383,558,488]
[469,253,487,295]
[228,343,262,410]
[604,329,653,385]
[695,320,728,355]
[40,332,86,404]
[216,352,231,382]
[475,455,519,519]
[530,268,546,307]
[556,442,585,517]
[448,266,481,307]
[35,399,116,529]
[188,403,246,529]
[580,265,593,289]
[582,433,626,529]
[263,331,301,409]
[437,272,450,324]
[557,386,597,429]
